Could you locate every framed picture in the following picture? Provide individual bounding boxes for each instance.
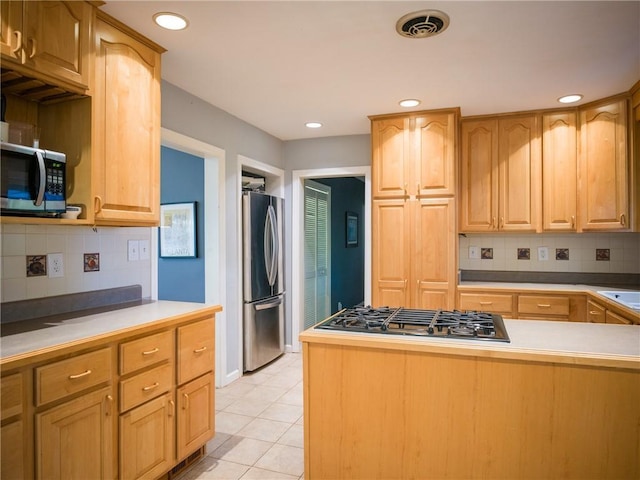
[160,202,197,258]
[346,211,358,248]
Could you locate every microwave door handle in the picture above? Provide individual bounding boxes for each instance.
[34,150,46,206]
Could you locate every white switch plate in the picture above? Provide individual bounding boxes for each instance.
[538,246,549,261]
[48,253,64,278]
[139,240,150,260]
[128,240,140,261]
[469,246,481,259]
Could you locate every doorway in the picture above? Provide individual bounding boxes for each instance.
[291,166,372,351]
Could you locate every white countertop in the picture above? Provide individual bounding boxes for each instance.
[1,301,221,361]
[299,318,640,370]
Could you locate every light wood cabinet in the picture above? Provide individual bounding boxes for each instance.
[1,371,29,480]
[120,392,175,480]
[370,109,459,309]
[177,372,215,461]
[542,111,577,231]
[458,292,514,315]
[36,385,114,480]
[460,114,541,232]
[92,12,163,225]
[587,299,606,323]
[0,1,92,90]
[587,296,638,325]
[518,294,570,321]
[578,97,630,231]
[371,110,457,198]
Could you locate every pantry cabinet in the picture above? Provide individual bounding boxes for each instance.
[460,114,541,232]
[578,97,630,231]
[370,109,459,309]
[542,111,578,231]
[92,12,162,225]
[0,1,93,91]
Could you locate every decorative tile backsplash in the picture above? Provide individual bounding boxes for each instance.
[1,224,152,302]
[459,233,640,274]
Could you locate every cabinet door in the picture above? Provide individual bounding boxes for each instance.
[579,98,629,231]
[542,112,577,231]
[120,392,175,480]
[605,310,632,325]
[36,386,114,480]
[460,119,499,231]
[177,373,215,461]
[22,1,92,89]
[371,116,411,198]
[498,115,541,232]
[1,419,24,480]
[372,199,410,307]
[0,0,23,62]
[414,111,457,197]
[93,15,162,225]
[587,300,606,323]
[412,198,456,309]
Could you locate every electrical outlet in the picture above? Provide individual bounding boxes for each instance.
[469,246,481,259]
[538,246,549,261]
[139,240,150,260]
[47,253,64,278]
[128,240,139,261]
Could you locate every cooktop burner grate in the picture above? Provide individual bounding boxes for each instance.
[315,307,510,342]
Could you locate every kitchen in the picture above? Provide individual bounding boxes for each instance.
[1,1,640,479]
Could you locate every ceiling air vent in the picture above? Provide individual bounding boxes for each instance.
[396,10,450,39]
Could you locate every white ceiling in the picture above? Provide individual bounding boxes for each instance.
[101,1,640,141]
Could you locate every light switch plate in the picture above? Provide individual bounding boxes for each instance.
[469,246,481,259]
[47,253,64,278]
[128,240,139,261]
[538,246,549,261]
[139,240,150,260]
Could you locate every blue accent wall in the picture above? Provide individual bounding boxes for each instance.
[316,177,365,312]
[159,147,205,303]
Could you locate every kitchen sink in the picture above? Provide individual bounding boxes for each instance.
[597,291,640,311]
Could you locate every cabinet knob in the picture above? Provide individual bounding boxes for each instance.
[571,216,575,228]
[28,37,37,59]
[168,399,175,417]
[105,395,113,416]
[183,393,189,410]
[620,214,626,226]
[12,31,22,55]
[94,196,103,214]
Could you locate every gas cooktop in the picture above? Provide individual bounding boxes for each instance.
[315,306,510,342]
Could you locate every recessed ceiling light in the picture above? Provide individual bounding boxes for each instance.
[305,122,322,129]
[153,12,189,31]
[558,94,583,104]
[399,99,421,108]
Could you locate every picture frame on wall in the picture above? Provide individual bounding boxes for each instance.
[160,202,197,258]
[346,211,358,248]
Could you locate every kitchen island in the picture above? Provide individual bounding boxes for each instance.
[300,319,640,479]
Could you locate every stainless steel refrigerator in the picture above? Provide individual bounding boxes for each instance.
[242,191,285,371]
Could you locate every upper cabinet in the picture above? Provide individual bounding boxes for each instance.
[578,97,630,231]
[371,110,457,199]
[0,1,93,91]
[542,111,578,231]
[460,114,541,232]
[92,12,163,225]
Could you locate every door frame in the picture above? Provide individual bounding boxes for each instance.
[291,166,372,352]
[156,128,227,387]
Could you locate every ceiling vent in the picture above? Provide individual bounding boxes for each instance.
[396,10,450,39]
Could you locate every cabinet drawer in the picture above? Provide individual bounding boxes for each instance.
[458,293,513,314]
[177,318,215,385]
[1,373,23,420]
[587,300,606,323]
[606,310,632,325]
[120,363,173,412]
[120,330,174,375]
[35,348,112,406]
[519,295,569,316]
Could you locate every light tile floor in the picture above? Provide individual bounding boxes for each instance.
[180,353,304,480]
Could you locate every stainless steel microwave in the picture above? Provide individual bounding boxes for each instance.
[1,142,66,216]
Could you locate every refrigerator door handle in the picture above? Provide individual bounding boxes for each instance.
[264,205,278,287]
[254,297,283,311]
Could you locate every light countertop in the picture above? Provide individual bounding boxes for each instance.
[1,301,222,362]
[299,318,640,370]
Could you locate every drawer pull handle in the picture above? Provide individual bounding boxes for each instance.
[589,311,602,315]
[183,393,189,410]
[142,382,160,392]
[620,213,626,226]
[69,369,92,379]
[193,346,207,353]
[537,304,551,308]
[142,347,159,355]
[479,302,493,305]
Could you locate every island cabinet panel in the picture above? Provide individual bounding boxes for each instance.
[542,111,578,231]
[303,343,640,480]
[92,12,162,226]
[578,97,629,231]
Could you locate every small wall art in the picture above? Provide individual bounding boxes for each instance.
[160,202,197,258]
[556,248,569,261]
[517,248,530,260]
[26,255,47,277]
[481,248,493,260]
[84,253,100,272]
[346,212,358,248]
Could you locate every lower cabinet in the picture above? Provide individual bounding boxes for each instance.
[177,373,215,461]
[120,392,175,480]
[36,386,115,480]
[1,371,28,480]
